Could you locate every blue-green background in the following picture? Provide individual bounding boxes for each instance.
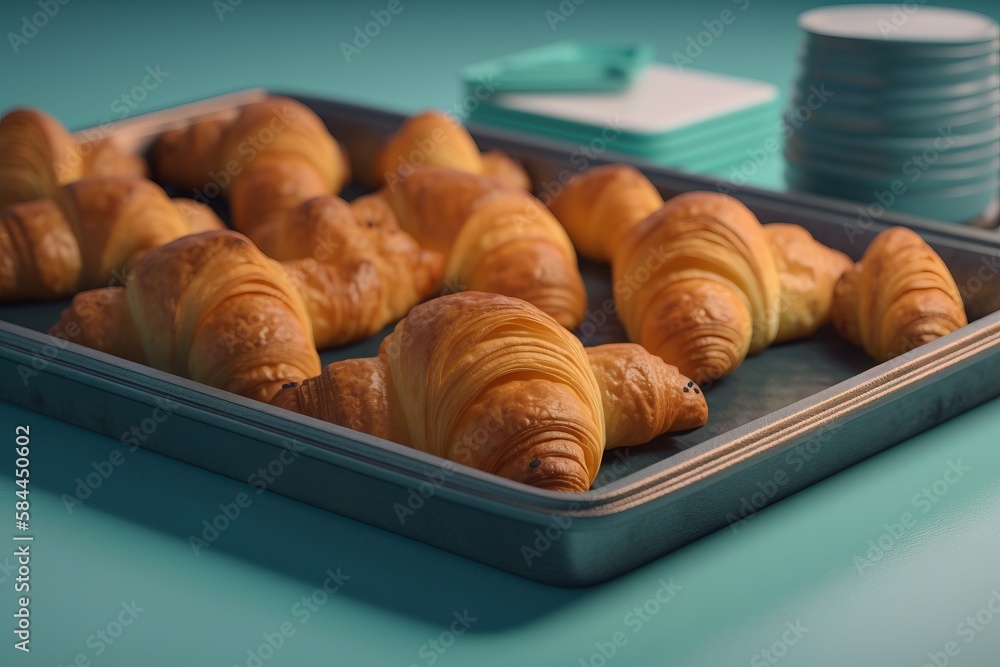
[2,1,999,665]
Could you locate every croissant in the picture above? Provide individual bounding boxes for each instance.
[270,292,707,492]
[765,223,853,343]
[261,196,444,348]
[551,165,851,381]
[49,230,321,402]
[613,191,781,382]
[547,164,663,263]
[831,226,967,362]
[150,96,350,246]
[375,110,531,190]
[0,108,145,208]
[363,165,586,327]
[1,176,224,301]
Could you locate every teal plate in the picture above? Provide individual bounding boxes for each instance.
[786,131,1000,170]
[793,72,1000,103]
[461,41,655,93]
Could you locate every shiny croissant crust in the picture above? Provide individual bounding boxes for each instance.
[270,292,708,492]
[49,230,321,402]
[831,226,967,362]
[150,96,350,247]
[550,165,851,382]
[0,177,223,301]
[0,107,146,209]
[374,110,531,190]
[357,165,587,328]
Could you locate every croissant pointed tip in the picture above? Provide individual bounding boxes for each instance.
[674,375,710,431]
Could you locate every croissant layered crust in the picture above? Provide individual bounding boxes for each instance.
[547,163,664,263]
[832,226,967,362]
[375,110,531,190]
[1,177,224,302]
[547,165,855,382]
[364,165,587,327]
[275,197,445,348]
[0,108,146,209]
[151,96,350,243]
[271,292,708,492]
[613,191,782,381]
[50,230,321,402]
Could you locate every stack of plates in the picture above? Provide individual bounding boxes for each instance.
[785,5,1000,223]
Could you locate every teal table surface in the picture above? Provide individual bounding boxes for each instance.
[2,1,999,665]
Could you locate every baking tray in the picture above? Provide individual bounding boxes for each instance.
[2,89,999,587]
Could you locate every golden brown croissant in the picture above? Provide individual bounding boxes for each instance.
[150,97,350,243]
[765,223,853,343]
[375,110,530,190]
[547,164,663,263]
[552,165,852,381]
[614,190,782,382]
[365,165,586,327]
[50,230,321,402]
[270,292,707,492]
[0,177,224,301]
[0,108,146,208]
[831,226,967,362]
[259,196,444,348]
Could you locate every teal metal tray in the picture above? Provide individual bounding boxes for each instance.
[1,90,998,586]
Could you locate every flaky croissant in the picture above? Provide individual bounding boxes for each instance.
[270,292,707,492]
[260,196,444,348]
[50,230,321,402]
[1,176,224,301]
[0,108,146,208]
[551,165,851,382]
[359,165,586,327]
[150,96,350,244]
[375,110,531,190]
[614,191,782,382]
[547,164,663,263]
[831,226,967,362]
[765,223,853,343]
